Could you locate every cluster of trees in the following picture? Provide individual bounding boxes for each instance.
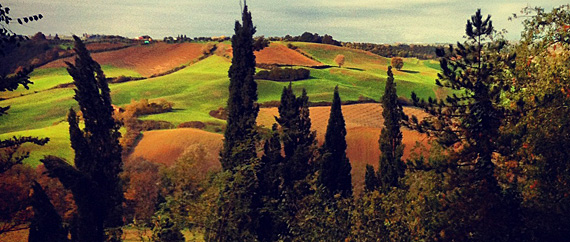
[343,42,439,59]
[254,67,310,82]
[163,35,231,43]
[272,32,341,46]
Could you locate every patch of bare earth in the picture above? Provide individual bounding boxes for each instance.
[42,42,205,77]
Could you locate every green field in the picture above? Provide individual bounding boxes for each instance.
[0,42,445,165]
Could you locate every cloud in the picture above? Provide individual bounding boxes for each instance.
[8,0,570,43]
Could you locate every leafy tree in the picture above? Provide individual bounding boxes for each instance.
[0,3,48,174]
[377,66,407,193]
[390,57,404,70]
[405,9,518,240]
[0,165,36,235]
[205,164,260,242]
[151,199,185,242]
[334,54,345,68]
[0,3,43,56]
[318,86,352,198]
[40,36,124,242]
[220,1,259,171]
[288,175,352,241]
[122,157,161,225]
[507,5,570,240]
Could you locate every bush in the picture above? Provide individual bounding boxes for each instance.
[201,43,217,55]
[178,121,206,129]
[254,67,310,82]
[209,107,227,120]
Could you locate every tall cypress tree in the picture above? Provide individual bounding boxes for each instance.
[319,86,352,198]
[377,66,406,194]
[40,35,124,242]
[28,181,69,242]
[296,88,317,173]
[220,1,259,171]
[276,84,315,187]
[364,164,379,192]
[256,124,284,242]
[206,3,261,241]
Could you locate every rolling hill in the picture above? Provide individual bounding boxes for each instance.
[0,41,441,190]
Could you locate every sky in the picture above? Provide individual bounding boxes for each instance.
[5,0,569,44]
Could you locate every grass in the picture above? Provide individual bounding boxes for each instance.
[1,66,142,99]
[0,122,73,167]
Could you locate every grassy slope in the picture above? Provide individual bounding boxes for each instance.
[1,65,142,99]
[0,42,443,166]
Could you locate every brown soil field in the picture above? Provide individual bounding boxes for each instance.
[85,42,130,51]
[254,43,323,67]
[42,42,205,77]
[130,128,223,170]
[131,103,428,192]
[219,42,324,67]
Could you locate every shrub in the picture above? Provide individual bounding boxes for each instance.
[201,43,217,55]
[177,121,206,129]
[209,107,227,120]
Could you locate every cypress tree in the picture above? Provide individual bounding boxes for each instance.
[256,124,284,242]
[377,66,406,193]
[276,84,315,186]
[364,164,379,192]
[220,1,259,171]
[296,88,317,173]
[40,35,124,242]
[206,3,261,241]
[319,86,352,198]
[28,181,68,242]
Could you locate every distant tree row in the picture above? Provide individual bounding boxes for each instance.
[343,42,439,59]
[268,32,341,46]
[163,35,230,43]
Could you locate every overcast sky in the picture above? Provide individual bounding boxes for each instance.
[6,0,569,43]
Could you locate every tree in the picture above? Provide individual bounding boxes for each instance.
[28,181,68,242]
[390,57,404,70]
[363,164,379,191]
[334,54,345,68]
[377,66,406,193]
[151,199,185,242]
[0,3,48,174]
[40,35,124,242]
[207,3,262,241]
[276,83,316,186]
[256,124,284,242]
[507,5,570,240]
[220,1,259,171]
[405,9,518,240]
[318,86,352,198]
